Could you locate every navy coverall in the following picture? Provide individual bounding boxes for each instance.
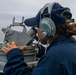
[4,34,76,75]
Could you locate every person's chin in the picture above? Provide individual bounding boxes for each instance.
[40,39,47,45]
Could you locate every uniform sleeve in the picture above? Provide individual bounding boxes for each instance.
[4,48,62,75]
[4,48,31,75]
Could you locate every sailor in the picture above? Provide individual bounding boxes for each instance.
[2,2,76,75]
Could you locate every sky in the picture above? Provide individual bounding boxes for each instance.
[0,0,76,41]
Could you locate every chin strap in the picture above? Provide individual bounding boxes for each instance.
[37,39,49,53]
[45,39,49,53]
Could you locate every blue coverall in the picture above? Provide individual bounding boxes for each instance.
[3,34,76,75]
